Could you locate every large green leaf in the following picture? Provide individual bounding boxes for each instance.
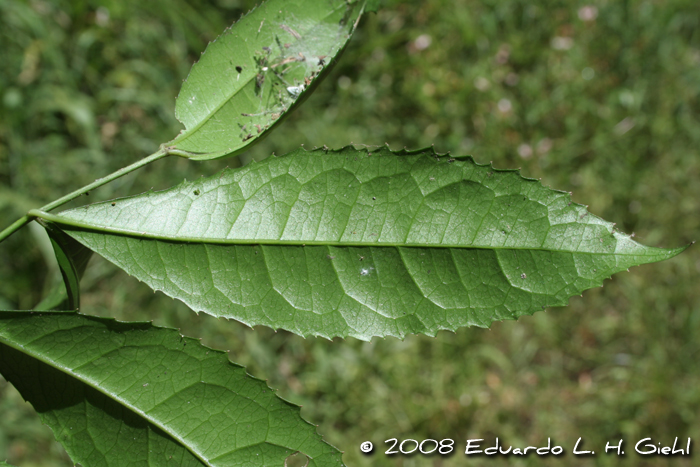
[35,147,685,340]
[0,311,343,467]
[168,0,368,160]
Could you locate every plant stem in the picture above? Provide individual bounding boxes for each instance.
[0,148,171,243]
[0,215,34,243]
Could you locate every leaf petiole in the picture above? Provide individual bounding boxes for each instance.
[0,147,173,244]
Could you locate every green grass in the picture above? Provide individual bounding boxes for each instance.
[1,0,699,466]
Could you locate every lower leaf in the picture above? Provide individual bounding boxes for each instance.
[0,311,343,467]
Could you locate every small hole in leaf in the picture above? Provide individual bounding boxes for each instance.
[236,66,242,73]
[284,452,309,467]
[194,190,200,196]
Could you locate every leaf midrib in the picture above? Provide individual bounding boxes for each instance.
[32,210,681,258]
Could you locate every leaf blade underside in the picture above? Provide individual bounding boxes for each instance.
[39,147,685,340]
[168,0,367,160]
[0,311,343,467]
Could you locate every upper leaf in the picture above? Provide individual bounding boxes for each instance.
[0,311,343,467]
[37,147,686,340]
[168,0,367,160]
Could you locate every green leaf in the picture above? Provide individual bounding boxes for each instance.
[36,146,686,340]
[0,311,343,467]
[37,221,93,310]
[168,0,368,160]
[0,461,19,467]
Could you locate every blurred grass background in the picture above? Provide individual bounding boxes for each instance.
[1,0,699,466]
